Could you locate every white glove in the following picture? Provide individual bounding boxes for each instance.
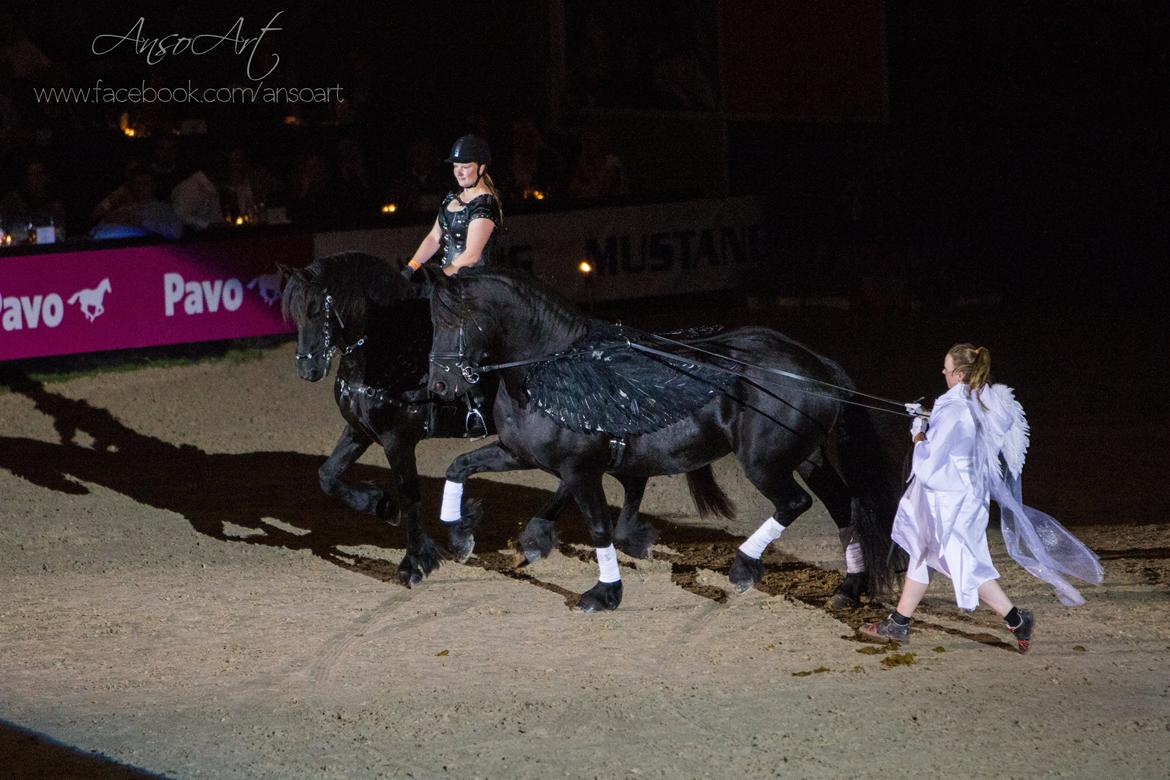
[910,416,928,437]
[904,402,925,417]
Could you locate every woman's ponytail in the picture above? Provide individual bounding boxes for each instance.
[948,343,993,407]
[481,171,504,225]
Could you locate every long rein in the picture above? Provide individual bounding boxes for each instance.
[463,325,921,419]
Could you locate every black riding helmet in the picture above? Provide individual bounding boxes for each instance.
[445,134,492,165]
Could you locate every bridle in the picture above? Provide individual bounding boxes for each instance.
[426,288,494,436]
[295,290,367,375]
[427,288,487,385]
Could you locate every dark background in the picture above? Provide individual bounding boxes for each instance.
[1,1,1164,307]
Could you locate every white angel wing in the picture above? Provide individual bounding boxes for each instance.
[988,384,1030,479]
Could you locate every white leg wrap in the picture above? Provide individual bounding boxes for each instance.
[845,542,865,574]
[738,517,784,559]
[440,480,464,523]
[596,545,621,583]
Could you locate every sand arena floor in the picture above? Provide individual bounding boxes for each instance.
[1,305,1168,779]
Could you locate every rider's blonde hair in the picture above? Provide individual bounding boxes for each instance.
[480,169,504,225]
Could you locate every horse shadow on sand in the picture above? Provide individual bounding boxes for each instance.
[0,372,1022,647]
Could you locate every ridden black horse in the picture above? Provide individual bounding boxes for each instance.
[280,253,658,585]
[426,267,897,612]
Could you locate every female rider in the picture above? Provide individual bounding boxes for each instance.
[401,134,503,279]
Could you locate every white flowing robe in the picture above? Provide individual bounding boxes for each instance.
[893,382,1104,609]
[893,382,997,609]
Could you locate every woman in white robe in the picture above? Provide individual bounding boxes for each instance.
[859,344,1103,652]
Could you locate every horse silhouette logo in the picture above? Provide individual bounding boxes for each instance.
[247,272,282,306]
[67,278,112,323]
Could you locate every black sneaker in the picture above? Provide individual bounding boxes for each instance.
[858,615,910,644]
[1008,608,1035,653]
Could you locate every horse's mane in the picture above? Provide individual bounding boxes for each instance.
[434,267,584,338]
[281,251,406,325]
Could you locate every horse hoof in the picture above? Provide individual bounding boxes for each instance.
[446,500,481,564]
[829,572,867,609]
[616,540,654,560]
[829,591,861,609]
[375,494,401,526]
[728,550,763,594]
[397,544,441,587]
[614,514,657,560]
[575,580,623,613]
[395,561,424,588]
[518,517,557,561]
[449,536,475,564]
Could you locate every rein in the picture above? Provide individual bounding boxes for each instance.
[432,298,917,418]
[629,331,916,417]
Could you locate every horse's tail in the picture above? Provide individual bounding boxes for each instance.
[67,291,82,304]
[686,464,736,520]
[246,277,259,289]
[828,366,900,595]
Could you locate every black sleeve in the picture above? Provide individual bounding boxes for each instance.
[467,196,501,226]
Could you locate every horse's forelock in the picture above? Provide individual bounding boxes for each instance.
[283,253,386,328]
[280,272,306,324]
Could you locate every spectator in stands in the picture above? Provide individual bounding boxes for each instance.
[334,137,377,218]
[223,143,281,222]
[171,149,226,232]
[91,160,157,226]
[0,158,66,234]
[568,129,628,201]
[90,159,182,241]
[149,136,183,200]
[287,152,341,225]
[0,61,28,146]
[0,11,54,82]
[503,117,564,201]
[385,137,447,217]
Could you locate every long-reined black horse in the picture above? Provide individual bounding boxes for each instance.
[426,267,897,612]
[280,253,658,585]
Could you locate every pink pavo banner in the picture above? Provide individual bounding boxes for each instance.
[0,234,308,361]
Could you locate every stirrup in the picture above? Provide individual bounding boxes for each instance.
[464,406,488,439]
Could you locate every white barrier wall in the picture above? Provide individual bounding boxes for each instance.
[313,196,770,302]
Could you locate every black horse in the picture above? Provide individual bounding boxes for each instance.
[280,253,657,585]
[281,252,492,585]
[426,267,896,612]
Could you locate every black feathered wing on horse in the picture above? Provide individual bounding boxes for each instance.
[426,267,897,612]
